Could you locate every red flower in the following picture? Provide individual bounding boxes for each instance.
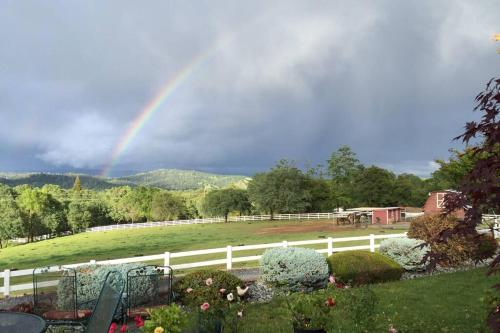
[325,297,336,307]
[134,315,145,328]
[120,324,128,333]
[108,323,117,333]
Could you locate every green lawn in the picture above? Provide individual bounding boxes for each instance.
[0,220,407,271]
[0,220,407,293]
[237,268,497,333]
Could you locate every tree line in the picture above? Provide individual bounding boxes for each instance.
[0,146,470,246]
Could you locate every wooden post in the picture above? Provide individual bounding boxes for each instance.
[4,269,10,297]
[328,237,333,256]
[226,246,232,270]
[164,252,170,267]
[369,234,375,253]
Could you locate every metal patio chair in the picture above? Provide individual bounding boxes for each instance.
[47,270,125,333]
[125,265,173,319]
[33,267,92,324]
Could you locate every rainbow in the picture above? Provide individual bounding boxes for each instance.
[100,49,215,177]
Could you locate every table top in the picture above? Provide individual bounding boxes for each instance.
[0,312,46,333]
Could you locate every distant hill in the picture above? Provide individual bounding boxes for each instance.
[0,169,250,191]
[111,169,250,190]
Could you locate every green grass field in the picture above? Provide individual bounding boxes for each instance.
[0,220,408,292]
[0,220,408,270]
[237,268,496,333]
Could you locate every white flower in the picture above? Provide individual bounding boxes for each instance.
[226,293,234,301]
[186,288,193,293]
[236,286,248,296]
[205,278,213,286]
[237,310,243,317]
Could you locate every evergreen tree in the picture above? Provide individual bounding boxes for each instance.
[72,175,82,192]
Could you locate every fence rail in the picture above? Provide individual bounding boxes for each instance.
[1,232,407,297]
[86,213,343,232]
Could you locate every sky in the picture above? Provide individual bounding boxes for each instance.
[0,1,499,177]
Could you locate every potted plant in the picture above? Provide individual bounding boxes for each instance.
[286,292,337,333]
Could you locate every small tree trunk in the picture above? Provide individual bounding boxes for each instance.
[224,213,228,223]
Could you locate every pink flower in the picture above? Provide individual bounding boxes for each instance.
[219,288,226,294]
[134,315,144,328]
[328,275,336,284]
[388,325,398,333]
[186,288,193,293]
[120,324,128,333]
[205,278,213,286]
[200,302,210,311]
[108,323,117,333]
[325,297,336,307]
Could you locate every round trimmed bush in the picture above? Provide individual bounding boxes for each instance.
[327,251,403,285]
[260,247,329,291]
[173,269,242,308]
[379,238,429,271]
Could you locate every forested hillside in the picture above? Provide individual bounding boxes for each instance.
[0,169,249,190]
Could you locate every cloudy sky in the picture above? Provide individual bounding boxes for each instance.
[1,1,499,177]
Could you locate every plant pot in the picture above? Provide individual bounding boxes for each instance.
[293,327,326,333]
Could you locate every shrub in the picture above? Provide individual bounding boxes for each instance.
[408,214,492,266]
[327,251,403,285]
[260,247,329,292]
[57,263,158,310]
[379,237,429,271]
[173,269,242,309]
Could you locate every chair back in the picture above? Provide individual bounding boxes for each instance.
[85,271,125,333]
[126,265,173,318]
[32,267,77,318]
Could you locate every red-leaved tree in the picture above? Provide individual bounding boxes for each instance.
[439,78,499,331]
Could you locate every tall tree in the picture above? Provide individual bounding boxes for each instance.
[351,166,396,207]
[248,160,311,219]
[202,188,250,222]
[392,173,427,207]
[151,191,189,221]
[428,148,478,191]
[327,146,363,208]
[0,185,22,247]
[436,78,499,331]
[72,175,82,192]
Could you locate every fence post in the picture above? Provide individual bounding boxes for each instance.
[226,246,232,270]
[164,252,171,267]
[282,241,288,248]
[328,237,333,256]
[369,234,375,253]
[3,269,10,297]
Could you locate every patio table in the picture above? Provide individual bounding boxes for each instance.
[0,312,46,333]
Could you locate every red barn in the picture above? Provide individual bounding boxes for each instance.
[423,190,465,219]
[347,207,402,225]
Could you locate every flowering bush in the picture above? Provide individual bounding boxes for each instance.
[260,247,329,292]
[173,269,242,309]
[379,238,429,271]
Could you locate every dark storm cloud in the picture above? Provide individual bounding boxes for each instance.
[0,0,499,176]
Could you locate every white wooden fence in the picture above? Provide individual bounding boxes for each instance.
[86,213,341,232]
[0,232,406,297]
